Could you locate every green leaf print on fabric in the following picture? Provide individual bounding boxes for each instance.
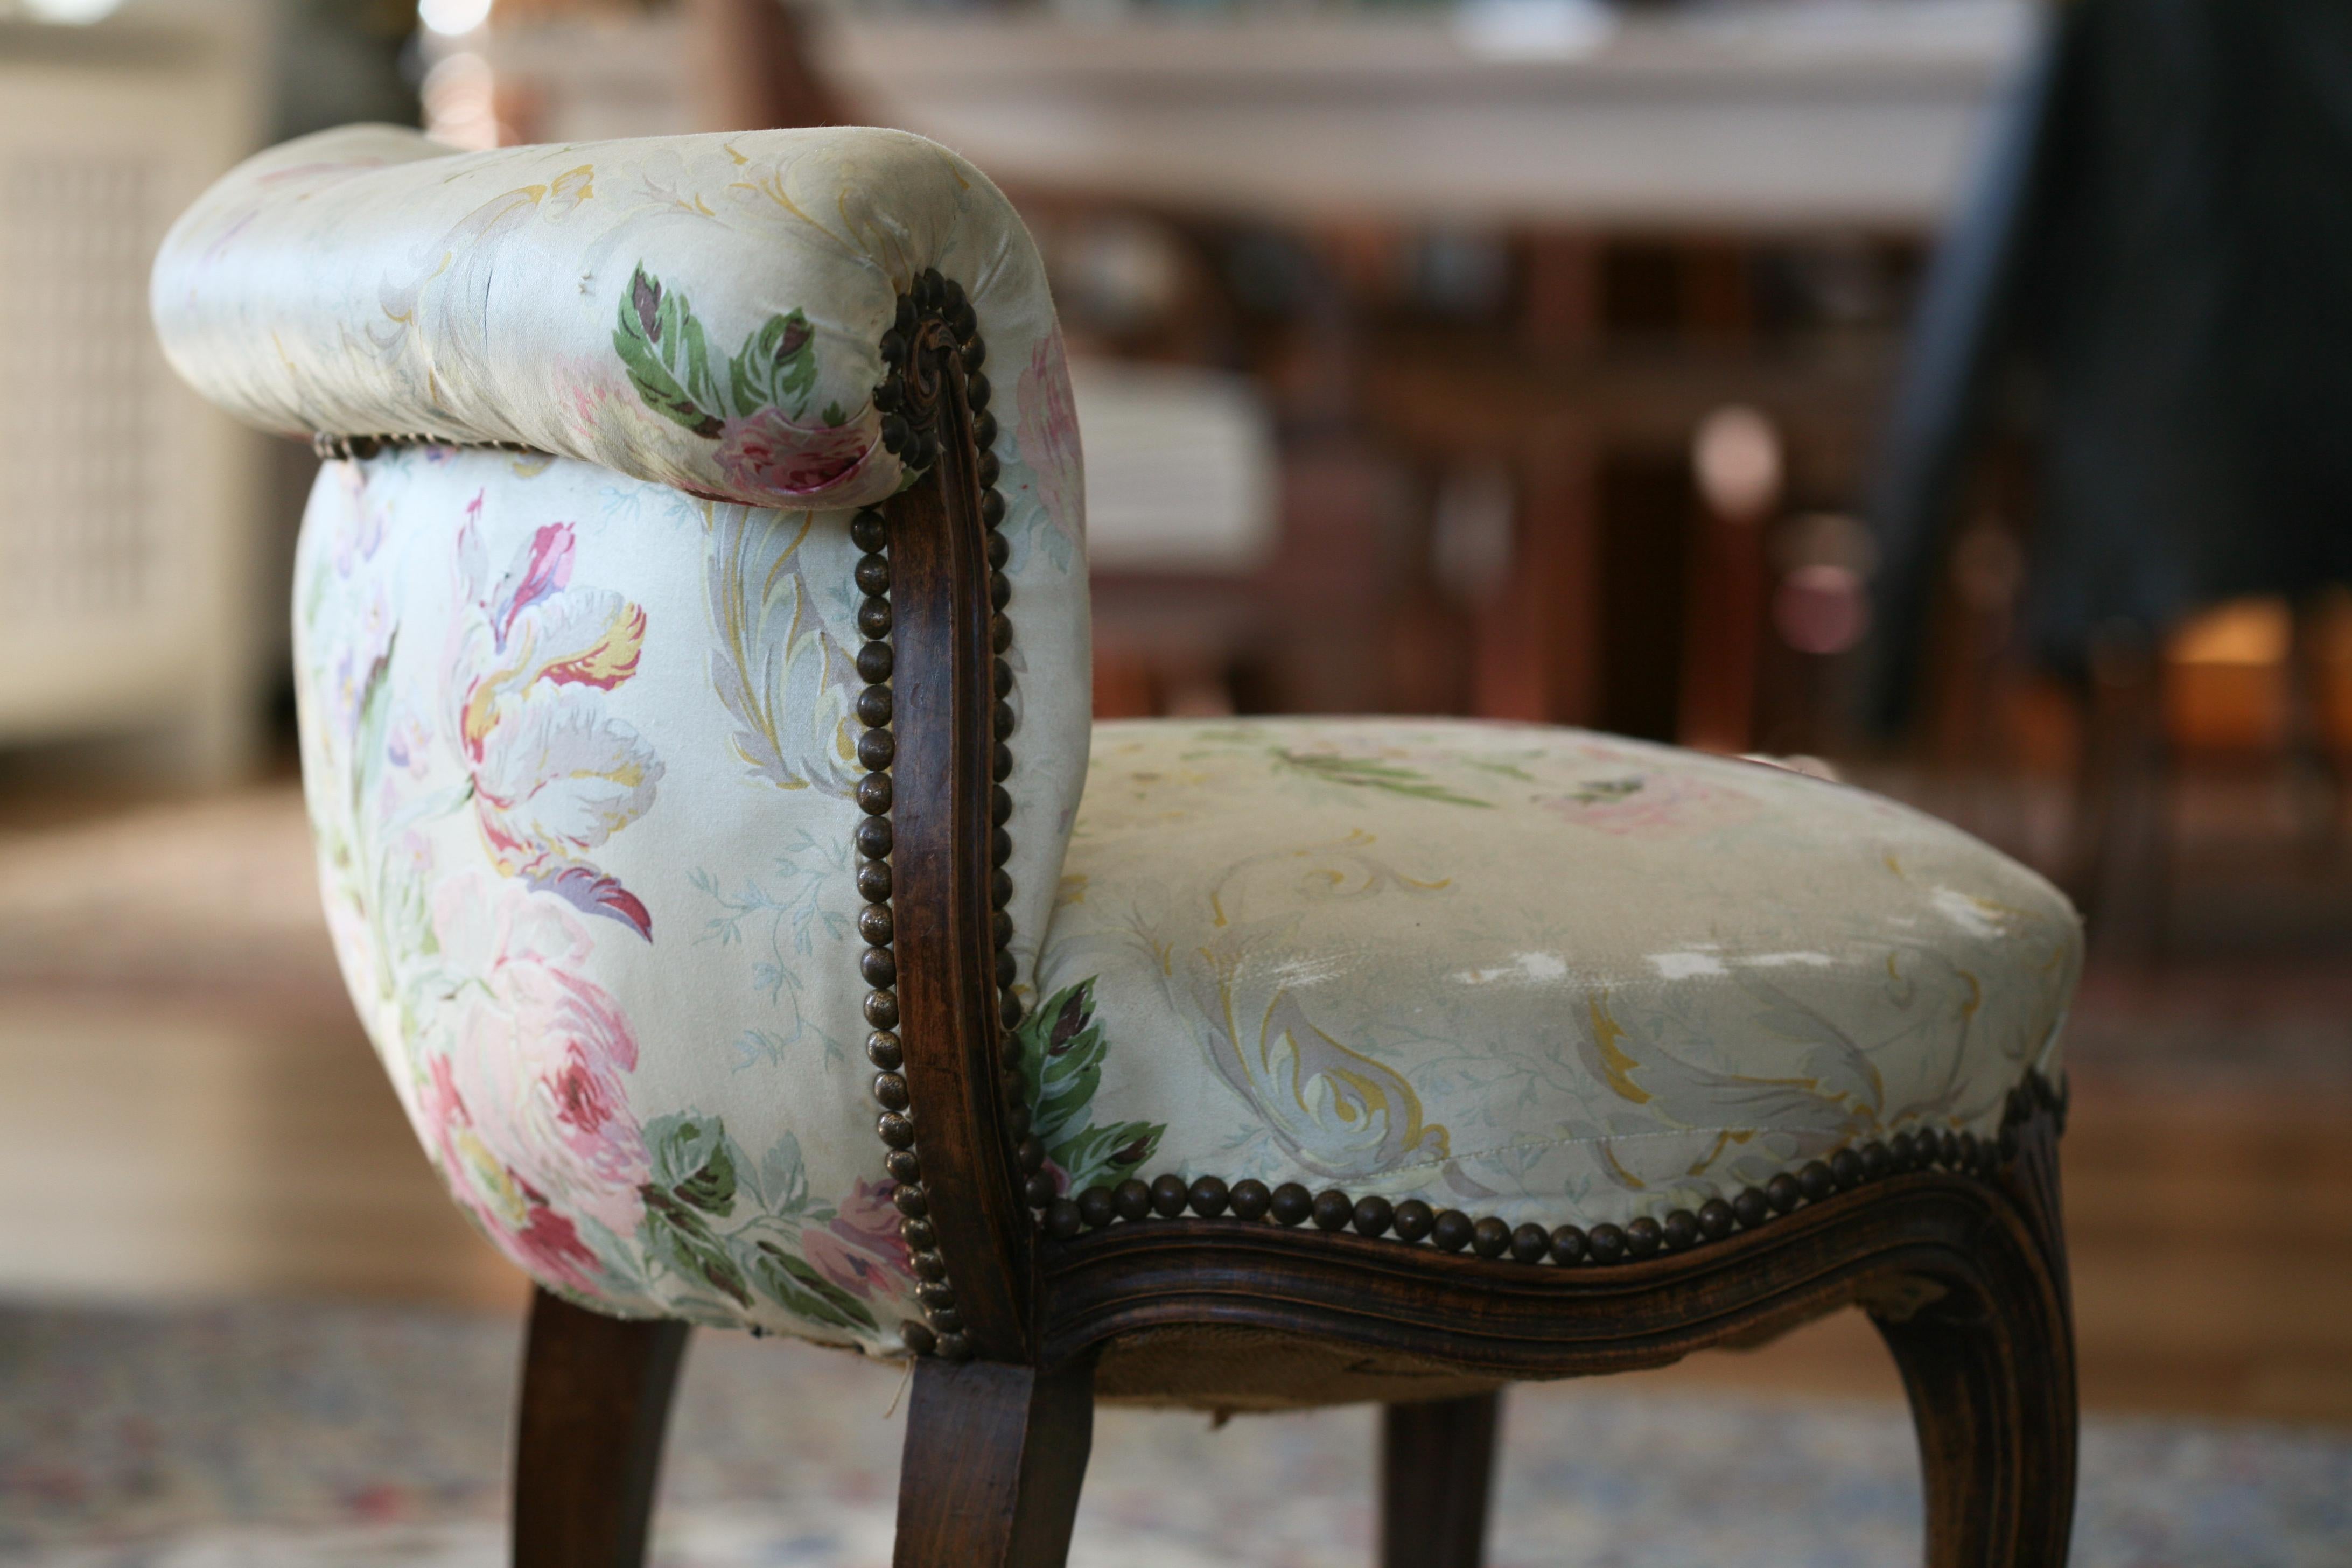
[614,265,817,437]
[1275,748,1496,809]
[634,1112,889,1333]
[1011,980,1166,1195]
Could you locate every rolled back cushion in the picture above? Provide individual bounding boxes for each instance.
[158,126,1088,1352]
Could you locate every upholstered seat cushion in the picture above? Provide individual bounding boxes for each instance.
[1028,719,2080,1233]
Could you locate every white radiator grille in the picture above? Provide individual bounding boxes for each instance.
[0,151,164,622]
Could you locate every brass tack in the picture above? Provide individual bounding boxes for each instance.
[994,699,1017,739]
[1014,1136,1046,1173]
[857,904,893,946]
[1662,1209,1700,1250]
[1586,1223,1627,1264]
[865,1031,902,1070]
[856,729,895,772]
[1430,1209,1474,1252]
[1940,1129,1962,1168]
[995,948,1018,988]
[991,785,1013,824]
[1765,1173,1801,1214]
[854,554,891,596]
[1310,1189,1353,1231]
[1829,1149,1864,1189]
[972,408,998,450]
[976,449,1000,487]
[912,1249,947,1281]
[937,1331,971,1362]
[885,1149,920,1185]
[863,991,900,1030]
[1188,1176,1230,1217]
[992,613,1013,653]
[1959,1131,1981,1169]
[1078,1186,1116,1229]
[1510,1223,1550,1264]
[1549,1224,1587,1265]
[1022,1170,1058,1208]
[1352,1195,1394,1237]
[860,949,897,990]
[1470,1216,1511,1259]
[1799,1161,1837,1203]
[855,817,893,861]
[857,597,892,639]
[857,774,893,815]
[857,639,893,683]
[1860,1143,1892,1181]
[989,570,1011,611]
[851,512,887,554]
[1113,1179,1152,1222]
[1269,1183,1313,1226]
[1889,1130,1918,1171]
[856,861,892,902]
[963,335,986,374]
[857,685,893,729]
[979,487,1005,528]
[992,743,1014,783]
[1623,1216,1662,1258]
[967,374,991,413]
[900,1216,936,1250]
[926,1306,962,1335]
[878,1112,915,1150]
[1150,1174,1189,1218]
[916,1279,955,1310]
[990,869,1013,908]
[1392,1199,1434,1242]
[871,1072,909,1110]
[899,1321,936,1356]
[1002,1103,1031,1139]
[991,827,1013,866]
[891,1183,928,1219]
[991,910,1016,949]
[1046,1199,1082,1240]
[1229,1179,1272,1221]
[986,531,1009,570]
[998,993,1023,1030]
[1697,1198,1737,1240]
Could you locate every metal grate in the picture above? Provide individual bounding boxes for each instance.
[0,151,163,621]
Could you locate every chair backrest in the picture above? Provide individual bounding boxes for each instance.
[155,124,1089,1361]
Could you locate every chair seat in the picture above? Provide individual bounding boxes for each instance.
[1028,718,2080,1235]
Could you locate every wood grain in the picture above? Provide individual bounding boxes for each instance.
[512,1287,691,1568]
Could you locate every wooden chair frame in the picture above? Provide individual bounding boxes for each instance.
[502,270,2078,1568]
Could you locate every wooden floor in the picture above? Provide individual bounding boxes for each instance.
[1,781,2346,1428]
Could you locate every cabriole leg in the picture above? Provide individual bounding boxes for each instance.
[1380,1390,1501,1568]
[512,1286,691,1568]
[893,1355,1096,1568]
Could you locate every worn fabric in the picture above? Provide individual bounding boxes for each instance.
[1033,719,2080,1233]
[152,123,1078,524]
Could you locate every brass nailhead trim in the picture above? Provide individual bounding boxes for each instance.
[866,267,1024,1361]
[1040,1073,2069,1259]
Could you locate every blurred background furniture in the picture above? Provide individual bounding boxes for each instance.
[0,0,269,781]
[1871,0,2352,941]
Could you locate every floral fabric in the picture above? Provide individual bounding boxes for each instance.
[1034,719,2081,1231]
[291,442,1087,1354]
[151,124,1075,528]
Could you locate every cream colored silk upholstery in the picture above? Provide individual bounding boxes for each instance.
[1034,720,2080,1234]
[153,124,1073,517]
[159,123,2079,1367]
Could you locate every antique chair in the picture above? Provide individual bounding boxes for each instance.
[154,124,2081,1568]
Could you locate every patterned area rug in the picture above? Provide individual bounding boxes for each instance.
[3,1301,2347,1567]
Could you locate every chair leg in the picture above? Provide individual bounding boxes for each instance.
[512,1286,691,1568]
[1872,1169,2077,1567]
[893,1355,1096,1568]
[1379,1390,1501,1568]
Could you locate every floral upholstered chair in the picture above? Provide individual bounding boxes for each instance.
[154,124,2082,1568]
